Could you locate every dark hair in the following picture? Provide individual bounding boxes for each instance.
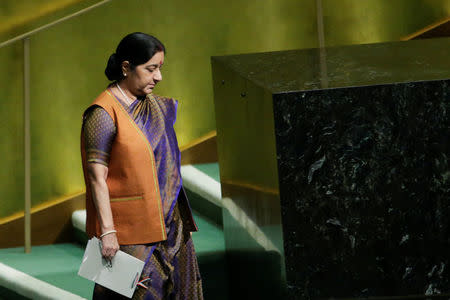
[105,32,165,81]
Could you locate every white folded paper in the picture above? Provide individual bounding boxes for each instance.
[78,237,145,298]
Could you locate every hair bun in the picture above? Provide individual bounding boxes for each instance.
[105,53,121,81]
[109,53,117,64]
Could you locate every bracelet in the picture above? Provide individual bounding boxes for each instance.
[100,230,117,238]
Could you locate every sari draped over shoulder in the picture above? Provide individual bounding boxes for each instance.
[131,93,182,226]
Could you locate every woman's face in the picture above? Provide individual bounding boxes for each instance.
[123,51,164,96]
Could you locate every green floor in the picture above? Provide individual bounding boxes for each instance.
[186,163,223,226]
[0,243,93,299]
[0,211,227,300]
[192,163,221,182]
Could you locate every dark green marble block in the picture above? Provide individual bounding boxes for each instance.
[212,37,450,299]
[275,80,450,299]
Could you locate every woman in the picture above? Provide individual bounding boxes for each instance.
[81,32,203,300]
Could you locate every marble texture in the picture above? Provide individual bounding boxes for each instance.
[274,80,450,299]
[212,38,450,94]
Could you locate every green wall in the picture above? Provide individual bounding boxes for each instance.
[0,0,449,218]
[322,0,450,46]
[0,0,83,34]
[0,43,24,217]
[0,0,318,218]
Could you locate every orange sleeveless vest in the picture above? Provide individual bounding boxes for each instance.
[81,90,167,245]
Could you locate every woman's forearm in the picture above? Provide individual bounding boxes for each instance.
[90,179,115,232]
[87,163,119,260]
[87,164,115,233]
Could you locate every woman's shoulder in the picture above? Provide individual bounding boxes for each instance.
[152,94,177,104]
[82,89,118,122]
[151,94,178,111]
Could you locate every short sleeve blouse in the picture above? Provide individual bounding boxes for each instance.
[83,106,116,166]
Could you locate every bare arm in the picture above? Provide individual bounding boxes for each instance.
[86,162,119,260]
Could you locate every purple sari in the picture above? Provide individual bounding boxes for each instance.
[85,90,203,300]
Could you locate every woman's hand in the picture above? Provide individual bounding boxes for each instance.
[101,232,119,261]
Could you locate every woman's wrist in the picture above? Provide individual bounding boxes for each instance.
[100,230,117,238]
[100,222,115,233]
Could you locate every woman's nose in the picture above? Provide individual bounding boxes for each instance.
[154,70,162,82]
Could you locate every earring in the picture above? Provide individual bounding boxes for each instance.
[123,73,127,77]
